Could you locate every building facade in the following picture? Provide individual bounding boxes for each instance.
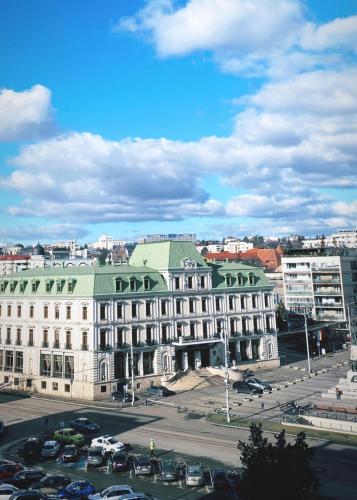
[302,230,357,249]
[0,241,278,400]
[282,248,357,329]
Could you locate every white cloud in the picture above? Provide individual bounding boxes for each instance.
[0,223,88,242]
[0,85,55,142]
[301,16,357,52]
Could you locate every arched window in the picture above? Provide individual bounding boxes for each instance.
[249,273,254,285]
[100,361,108,381]
[226,274,232,287]
[267,341,273,359]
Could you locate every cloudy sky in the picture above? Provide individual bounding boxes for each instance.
[0,0,356,244]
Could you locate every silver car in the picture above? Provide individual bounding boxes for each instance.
[40,440,61,458]
[185,464,203,487]
[88,485,135,500]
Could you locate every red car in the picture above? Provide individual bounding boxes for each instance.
[0,462,23,479]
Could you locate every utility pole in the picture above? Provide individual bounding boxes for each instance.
[130,336,135,406]
[222,328,230,423]
[303,313,311,375]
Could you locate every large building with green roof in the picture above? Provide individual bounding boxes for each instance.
[0,240,278,400]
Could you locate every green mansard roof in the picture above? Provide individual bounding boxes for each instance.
[210,262,271,290]
[129,240,209,270]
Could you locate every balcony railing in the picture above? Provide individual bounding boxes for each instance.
[14,367,23,373]
[53,342,60,349]
[64,343,72,350]
[15,340,22,346]
[53,371,63,378]
[5,339,11,345]
[42,341,49,348]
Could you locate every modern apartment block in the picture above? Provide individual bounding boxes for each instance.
[0,241,278,400]
[302,229,357,249]
[282,248,357,330]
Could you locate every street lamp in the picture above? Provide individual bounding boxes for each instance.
[291,307,311,375]
[219,326,230,423]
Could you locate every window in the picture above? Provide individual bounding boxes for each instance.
[144,276,150,291]
[19,281,26,293]
[146,301,152,317]
[26,378,32,388]
[131,302,138,318]
[41,381,47,389]
[66,305,71,320]
[252,295,257,309]
[161,324,167,343]
[230,318,235,335]
[99,329,106,349]
[216,320,222,334]
[64,384,70,392]
[55,305,60,319]
[175,277,180,290]
[242,318,247,334]
[65,331,71,349]
[100,304,106,320]
[7,304,11,317]
[187,276,193,289]
[40,353,51,376]
[253,316,259,332]
[68,280,75,293]
[10,281,16,293]
[4,350,13,371]
[64,355,74,379]
[54,329,60,348]
[42,329,49,347]
[202,297,207,313]
[31,281,38,293]
[229,295,234,310]
[116,328,123,348]
[132,327,138,346]
[249,273,254,286]
[266,316,271,331]
[177,323,182,338]
[215,296,221,312]
[117,302,123,319]
[264,294,270,308]
[16,328,21,345]
[101,385,107,393]
[146,326,152,344]
[130,277,136,291]
[14,377,19,385]
[161,300,167,316]
[6,327,11,344]
[200,275,205,289]
[202,321,208,338]
[82,305,87,320]
[189,298,195,313]
[45,281,52,293]
[29,304,34,318]
[56,281,62,292]
[190,322,195,338]
[82,331,88,350]
[226,274,232,287]
[237,273,243,286]
[17,304,22,317]
[0,282,6,293]
[176,299,182,314]
[52,382,58,391]
[240,296,246,309]
[44,305,49,319]
[115,278,122,292]
[28,329,34,346]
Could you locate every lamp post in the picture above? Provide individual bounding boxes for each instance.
[220,326,230,423]
[292,307,311,375]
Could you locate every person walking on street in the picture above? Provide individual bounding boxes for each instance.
[149,438,156,458]
[336,387,341,400]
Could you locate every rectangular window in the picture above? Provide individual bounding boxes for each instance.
[253,316,258,332]
[29,304,34,318]
[14,377,19,386]
[15,352,23,373]
[66,305,71,320]
[116,328,123,348]
[190,321,195,337]
[130,277,136,291]
[216,320,222,334]
[146,326,152,344]
[229,296,234,310]
[200,275,205,289]
[43,305,48,319]
[230,318,235,335]
[65,331,71,349]
[6,327,11,344]
[177,323,182,338]
[240,296,246,309]
[242,318,247,334]
[5,350,13,371]
[19,282,25,293]
[175,277,180,290]
[10,282,16,293]
[55,305,60,319]
[215,297,221,312]
[131,302,137,318]
[40,353,51,376]
[265,316,271,331]
[117,302,123,319]
[132,327,138,346]
[54,329,60,348]
[264,294,270,308]
[29,329,34,346]
[82,305,87,320]
[161,324,167,343]
[176,299,181,314]
[32,281,37,293]
[100,385,107,393]
[226,274,232,287]
[115,279,122,292]
[7,304,11,317]
[100,304,106,320]
[16,328,21,345]
[41,381,47,389]
[64,355,74,379]
[161,300,167,316]
[82,331,88,350]
[189,298,195,313]
[26,379,32,388]
[99,330,106,349]
[42,329,48,347]
[146,301,152,317]
[144,277,150,291]
[17,304,22,318]
[202,297,207,313]
[187,276,193,289]
[202,321,208,338]
[52,382,58,391]
[65,384,71,392]
[68,281,74,293]
[46,281,52,293]
[56,281,62,292]
[252,295,257,308]
[53,354,62,377]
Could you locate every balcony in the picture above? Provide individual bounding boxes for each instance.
[315,302,343,308]
[14,367,23,373]
[311,265,340,272]
[15,340,22,346]
[314,289,342,296]
[42,341,49,348]
[172,335,221,347]
[5,339,11,345]
[53,342,60,349]
[53,371,63,378]
[99,344,112,351]
[64,343,72,350]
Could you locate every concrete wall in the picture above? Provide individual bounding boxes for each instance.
[307,415,357,434]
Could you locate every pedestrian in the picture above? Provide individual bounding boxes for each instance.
[149,438,155,458]
[336,387,341,400]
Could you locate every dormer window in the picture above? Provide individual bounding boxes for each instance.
[67,279,76,293]
[144,276,150,291]
[237,273,244,286]
[130,277,136,291]
[45,280,53,293]
[56,280,63,293]
[115,278,123,292]
[0,281,7,293]
[226,274,232,287]
[31,280,39,293]
[249,273,254,286]
[9,281,17,293]
[19,281,27,293]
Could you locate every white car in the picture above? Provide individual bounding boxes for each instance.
[89,485,135,500]
[0,484,18,500]
[41,440,61,458]
[90,435,125,453]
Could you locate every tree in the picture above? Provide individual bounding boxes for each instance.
[237,423,319,500]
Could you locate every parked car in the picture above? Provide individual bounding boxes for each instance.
[111,391,138,403]
[57,480,95,499]
[88,485,135,500]
[38,475,71,495]
[9,491,48,500]
[159,461,178,482]
[133,456,152,476]
[0,484,18,500]
[212,468,230,490]
[22,438,43,459]
[115,495,153,500]
[6,469,46,489]
[90,436,125,454]
[146,386,175,397]
[69,418,99,434]
[232,381,262,395]
[53,428,85,446]
[185,464,204,487]
[41,441,61,459]
[0,464,24,481]
[245,377,272,392]
[111,452,129,472]
[61,445,80,463]
[0,422,5,439]
[86,448,106,468]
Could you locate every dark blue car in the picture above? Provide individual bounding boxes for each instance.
[57,480,95,499]
[69,418,99,433]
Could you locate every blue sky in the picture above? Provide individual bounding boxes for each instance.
[0,0,356,244]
